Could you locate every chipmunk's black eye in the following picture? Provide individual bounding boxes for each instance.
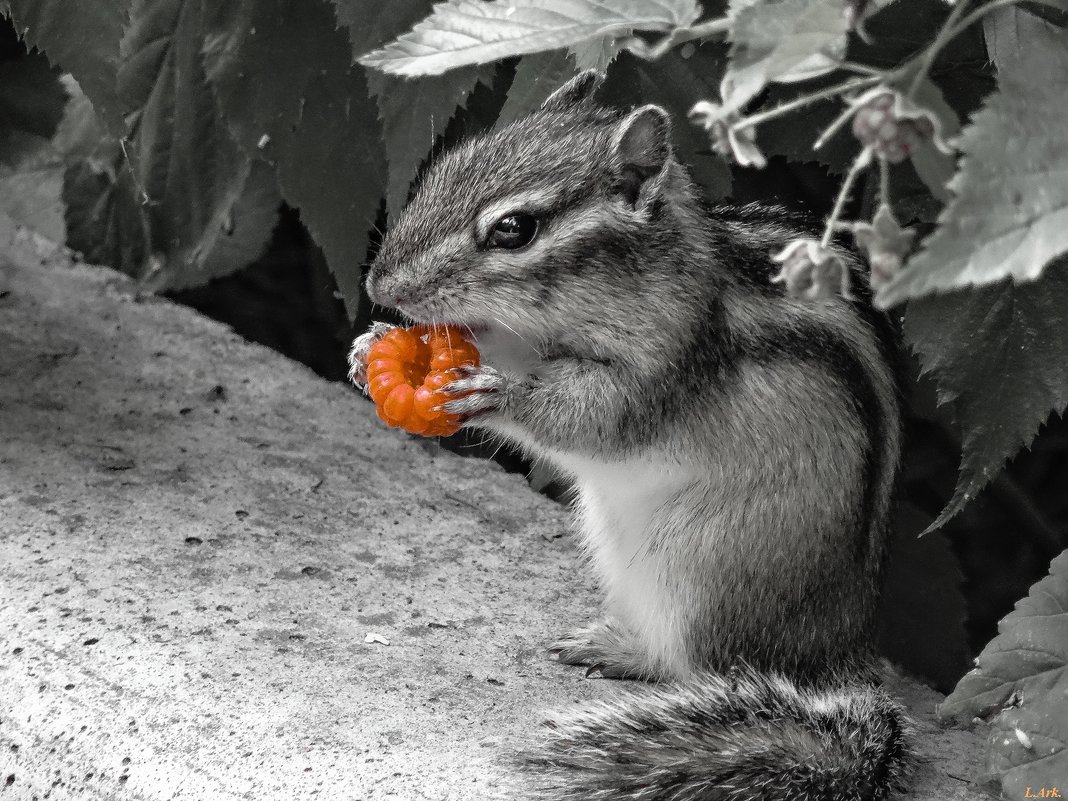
[487,213,538,250]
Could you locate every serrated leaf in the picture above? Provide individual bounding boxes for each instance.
[112,0,267,286]
[332,0,432,56]
[876,24,1068,306]
[904,268,1068,528]
[358,0,701,77]
[335,1,494,223]
[940,550,1068,721]
[569,35,622,71]
[752,81,858,174]
[142,157,280,291]
[905,77,960,203]
[0,70,108,241]
[604,47,732,200]
[368,65,494,222]
[204,0,385,317]
[51,76,114,163]
[497,49,575,126]
[0,51,66,236]
[0,157,65,242]
[0,0,131,131]
[723,0,847,111]
[983,5,1062,72]
[63,159,150,270]
[939,550,1068,796]
[989,698,1068,797]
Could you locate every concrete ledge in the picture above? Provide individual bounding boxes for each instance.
[0,216,992,800]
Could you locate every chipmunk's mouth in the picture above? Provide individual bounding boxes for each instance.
[397,308,488,338]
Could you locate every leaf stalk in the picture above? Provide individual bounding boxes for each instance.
[622,16,730,60]
[821,146,872,249]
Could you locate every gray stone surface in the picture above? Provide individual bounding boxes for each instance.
[0,215,994,800]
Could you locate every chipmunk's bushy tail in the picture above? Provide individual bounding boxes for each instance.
[523,668,912,801]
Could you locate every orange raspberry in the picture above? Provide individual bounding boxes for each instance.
[361,325,479,436]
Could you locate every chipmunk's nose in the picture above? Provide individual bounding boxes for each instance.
[365,267,419,310]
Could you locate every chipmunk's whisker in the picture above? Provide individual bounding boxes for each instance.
[492,315,543,358]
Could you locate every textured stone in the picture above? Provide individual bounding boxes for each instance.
[0,215,992,800]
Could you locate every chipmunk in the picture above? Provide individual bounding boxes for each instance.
[349,70,911,801]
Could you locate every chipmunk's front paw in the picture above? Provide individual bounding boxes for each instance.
[346,322,396,388]
[438,365,510,419]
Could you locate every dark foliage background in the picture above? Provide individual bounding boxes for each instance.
[1,1,1066,786]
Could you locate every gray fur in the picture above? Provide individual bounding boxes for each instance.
[362,81,908,801]
[526,667,912,801]
[540,69,605,114]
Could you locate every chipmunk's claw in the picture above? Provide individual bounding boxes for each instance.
[347,321,397,389]
[438,365,507,418]
[548,623,655,681]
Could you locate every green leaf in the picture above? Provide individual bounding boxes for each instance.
[940,549,1068,720]
[204,0,386,318]
[904,267,1068,528]
[605,47,732,200]
[50,76,114,163]
[0,154,65,242]
[753,81,859,174]
[985,3,1068,68]
[331,0,432,56]
[358,0,701,77]
[368,66,495,223]
[142,157,280,291]
[723,0,848,111]
[111,0,269,286]
[989,698,1068,798]
[876,23,1068,306]
[905,77,960,203]
[334,1,493,224]
[0,48,67,238]
[63,159,150,270]
[0,0,131,131]
[569,36,623,72]
[497,49,576,126]
[939,550,1068,796]
[0,73,108,242]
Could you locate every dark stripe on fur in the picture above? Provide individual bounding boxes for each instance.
[746,320,885,566]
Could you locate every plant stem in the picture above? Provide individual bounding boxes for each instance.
[839,61,884,76]
[119,138,151,206]
[907,0,974,97]
[730,75,883,132]
[623,16,731,60]
[813,102,861,150]
[905,0,1066,97]
[879,156,890,208]
[821,147,872,249]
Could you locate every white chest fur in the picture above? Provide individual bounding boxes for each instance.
[550,452,698,676]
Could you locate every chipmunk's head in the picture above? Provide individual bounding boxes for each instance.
[366,70,688,342]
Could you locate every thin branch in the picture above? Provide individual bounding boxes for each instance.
[730,75,882,132]
[622,16,731,60]
[838,60,884,76]
[879,155,890,208]
[821,147,872,249]
[907,0,974,97]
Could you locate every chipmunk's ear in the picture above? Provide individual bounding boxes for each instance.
[612,104,672,208]
[540,69,605,113]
